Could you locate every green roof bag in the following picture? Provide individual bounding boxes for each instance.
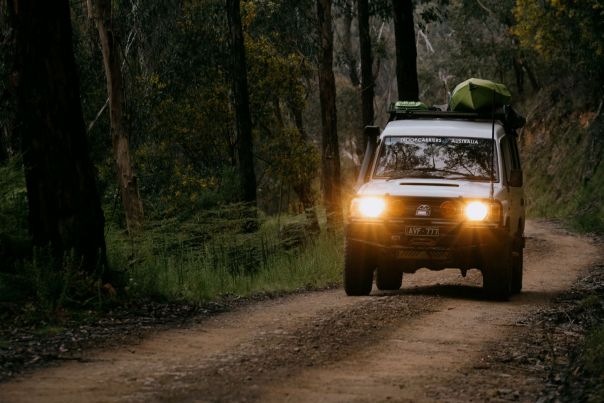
[450,78,511,112]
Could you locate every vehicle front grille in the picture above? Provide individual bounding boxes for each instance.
[386,197,460,220]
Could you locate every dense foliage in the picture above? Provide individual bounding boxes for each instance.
[4,0,600,224]
[514,0,604,85]
[0,0,603,313]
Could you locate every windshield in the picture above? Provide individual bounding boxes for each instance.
[373,136,498,181]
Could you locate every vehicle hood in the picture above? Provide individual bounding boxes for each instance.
[357,179,498,199]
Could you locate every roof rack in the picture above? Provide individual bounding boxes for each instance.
[387,103,526,130]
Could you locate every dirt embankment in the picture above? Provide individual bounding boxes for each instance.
[0,220,601,402]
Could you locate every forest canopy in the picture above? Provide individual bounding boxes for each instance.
[0,0,603,305]
[1,0,601,218]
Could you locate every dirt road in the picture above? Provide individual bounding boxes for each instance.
[1,221,601,402]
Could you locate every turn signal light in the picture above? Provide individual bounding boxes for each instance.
[440,201,461,219]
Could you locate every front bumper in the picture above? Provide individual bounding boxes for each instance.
[347,218,509,270]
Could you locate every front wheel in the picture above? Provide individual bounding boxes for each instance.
[482,240,513,301]
[376,268,402,290]
[343,239,374,296]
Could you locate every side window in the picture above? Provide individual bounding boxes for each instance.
[501,136,513,183]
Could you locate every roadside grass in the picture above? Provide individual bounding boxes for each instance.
[1,212,343,325]
[583,322,604,402]
[525,151,604,234]
[0,248,113,325]
[33,326,65,337]
[519,91,604,401]
[548,267,604,403]
[106,212,344,302]
[0,157,344,321]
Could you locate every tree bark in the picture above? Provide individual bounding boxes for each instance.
[287,100,320,233]
[10,0,106,272]
[0,127,8,163]
[0,9,16,163]
[86,0,144,233]
[513,56,524,95]
[288,99,306,139]
[357,0,374,157]
[226,0,257,206]
[522,57,541,92]
[341,1,360,87]
[316,0,343,230]
[392,0,419,101]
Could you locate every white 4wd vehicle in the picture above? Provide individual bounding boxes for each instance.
[345,110,525,300]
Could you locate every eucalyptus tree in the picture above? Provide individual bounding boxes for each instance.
[334,0,360,87]
[316,0,343,229]
[9,0,106,272]
[0,2,14,163]
[392,0,419,101]
[357,0,374,127]
[242,0,320,229]
[86,0,144,232]
[514,0,604,85]
[226,0,257,207]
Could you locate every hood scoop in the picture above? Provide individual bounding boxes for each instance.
[399,182,459,187]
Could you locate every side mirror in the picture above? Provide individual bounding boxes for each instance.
[509,169,523,187]
[364,125,381,138]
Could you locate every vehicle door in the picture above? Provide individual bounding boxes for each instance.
[501,134,524,235]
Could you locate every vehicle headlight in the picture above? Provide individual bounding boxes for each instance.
[351,197,386,218]
[464,201,489,221]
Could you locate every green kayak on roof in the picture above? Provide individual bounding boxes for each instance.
[450,78,512,112]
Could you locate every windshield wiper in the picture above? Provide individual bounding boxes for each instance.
[446,175,491,181]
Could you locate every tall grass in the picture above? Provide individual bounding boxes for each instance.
[0,157,28,242]
[106,211,344,302]
[582,322,604,402]
[0,158,344,312]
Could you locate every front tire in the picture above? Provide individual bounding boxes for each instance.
[482,240,512,301]
[376,268,402,290]
[343,239,374,296]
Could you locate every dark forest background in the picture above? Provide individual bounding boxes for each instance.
[0,0,602,311]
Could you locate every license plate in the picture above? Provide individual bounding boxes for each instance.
[405,226,439,237]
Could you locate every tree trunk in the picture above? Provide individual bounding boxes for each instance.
[288,99,306,139]
[341,1,360,87]
[294,180,320,233]
[392,0,419,101]
[357,0,374,158]
[287,100,320,233]
[0,127,8,163]
[86,0,144,233]
[226,0,257,206]
[513,56,524,95]
[10,0,106,272]
[316,0,343,230]
[522,57,541,92]
[0,9,16,163]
